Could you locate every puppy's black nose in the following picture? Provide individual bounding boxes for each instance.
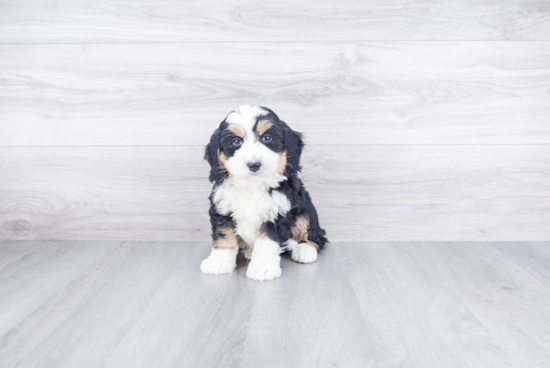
[247,162,261,172]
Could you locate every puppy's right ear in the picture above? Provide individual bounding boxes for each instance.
[204,127,225,184]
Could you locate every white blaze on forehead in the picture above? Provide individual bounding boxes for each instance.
[222,104,282,182]
[225,105,268,140]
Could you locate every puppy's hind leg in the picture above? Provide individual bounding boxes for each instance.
[284,238,317,263]
[289,215,318,264]
[291,242,318,264]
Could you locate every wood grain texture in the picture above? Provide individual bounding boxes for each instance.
[1,145,549,241]
[238,244,376,368]
[104,243,254,368]
[340,242,518,368]
[340,242,550,368]
[1,42,550,146]
[0,241,116,340]
[413,242,550,367]
[0,240,40,269]
[2,241,550,367]
[106,242,376,368]
[492,242,550,287]
[0,241,186,367]
[1,0,550,43]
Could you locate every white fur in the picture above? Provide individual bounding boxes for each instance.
[291,243,318,264]
[225,139,282,181]
[246,236,282,281]
[216,105,291,248]
[213,176,290,248]
[225,105,267,132]
[200,247,238,275]
[224,106,282,182]
[285,238,298,252]
[203,105,292,280]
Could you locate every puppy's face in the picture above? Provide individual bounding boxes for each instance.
[205,105,304,184]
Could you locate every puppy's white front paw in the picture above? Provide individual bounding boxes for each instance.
[246,259,282,281]
[291,243,318,264]
[200,248,237,275]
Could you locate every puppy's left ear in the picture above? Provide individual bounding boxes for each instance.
[204,127,225,184]
[282,122,304,174]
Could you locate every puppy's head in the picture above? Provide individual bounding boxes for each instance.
[205,105,304,184]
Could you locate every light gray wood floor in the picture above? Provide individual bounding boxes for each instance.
[1,241,549,367]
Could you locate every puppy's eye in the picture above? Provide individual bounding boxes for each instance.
[232,138,243,147]
[261,135,272,144]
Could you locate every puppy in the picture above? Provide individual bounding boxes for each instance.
[200,105,328,281]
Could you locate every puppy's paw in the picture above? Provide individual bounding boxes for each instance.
[200,249,237,275]
[284,239,299,252]
[291,243,318,264]
[246,259,282,281]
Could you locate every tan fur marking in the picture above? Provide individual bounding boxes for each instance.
[218,151,227,166]
[278,151,287,175]
[256,119,273,136]
[217,151,230,178]
[213,227,239,249]
[228,124,245,138]
[306,241,320,250]
[291,215,310,243]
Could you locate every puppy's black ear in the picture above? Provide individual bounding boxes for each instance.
[282,122,305,174]
[204,127,225,184]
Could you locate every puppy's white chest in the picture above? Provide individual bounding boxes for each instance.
[213,179,290,246]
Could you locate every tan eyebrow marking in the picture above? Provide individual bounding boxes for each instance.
[228,124,245,138]
[256,119,273,136]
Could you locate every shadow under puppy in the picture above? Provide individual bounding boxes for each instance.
[201,105,328,281]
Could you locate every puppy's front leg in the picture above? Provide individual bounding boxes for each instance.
[246,234,282,281]
[201,246,238,275]
[201,208,239,275]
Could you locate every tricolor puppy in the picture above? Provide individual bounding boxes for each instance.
[201,105,328,281]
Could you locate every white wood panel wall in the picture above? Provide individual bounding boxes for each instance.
[1,0,549,241]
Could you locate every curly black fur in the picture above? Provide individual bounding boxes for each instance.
[263,175,328,249]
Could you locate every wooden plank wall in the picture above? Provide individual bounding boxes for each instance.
[1,0,550,241]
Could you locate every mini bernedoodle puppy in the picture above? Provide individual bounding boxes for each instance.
[201,105,328,281]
